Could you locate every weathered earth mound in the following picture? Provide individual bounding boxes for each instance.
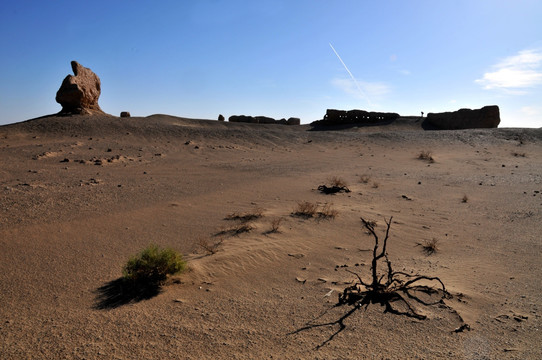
[56,61,104,115]
[424,105,500,130]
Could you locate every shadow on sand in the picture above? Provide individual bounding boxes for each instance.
[94,278,162,309]
[290,286,452,350]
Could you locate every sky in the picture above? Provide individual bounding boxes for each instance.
[1,0,541,127]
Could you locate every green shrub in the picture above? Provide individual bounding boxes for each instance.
[123,244,186,284]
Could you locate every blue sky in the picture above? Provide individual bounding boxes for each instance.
[1,1,541,127]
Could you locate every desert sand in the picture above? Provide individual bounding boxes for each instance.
[0,114,540,359]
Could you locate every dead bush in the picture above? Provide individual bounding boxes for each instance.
[339,217,448,319]
[292,202,338,219]
[328,176,348,188]
[319,203,338,219]
[293,201,319,218]
[417,238,439,255]
[359,175,371,184]
[292,217,454,349]
[269,217,284,233]
[198,237,223,255]
[418,150,434,163]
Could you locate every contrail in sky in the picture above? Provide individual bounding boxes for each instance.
[329,42,371,105]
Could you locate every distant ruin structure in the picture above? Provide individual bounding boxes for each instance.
[56,61,104,115]
[312,109,400,126]
[228,115,300,125]
[424,106,500,130]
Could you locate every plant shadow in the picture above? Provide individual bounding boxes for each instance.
[94,278,162,310]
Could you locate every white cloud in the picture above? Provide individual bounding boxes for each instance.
[332,78,390,105]
[476,49,542,93]
[500,105,542,128]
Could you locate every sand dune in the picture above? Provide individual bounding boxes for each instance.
[1,114,541,359]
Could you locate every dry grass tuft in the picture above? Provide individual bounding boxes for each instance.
[328,176,349,188]
[319,203,338,219]
[365,219,377,228]
[197,237,224,255]
[371,182,380,189]
[418,238,439,255]
[418,150,435,163]
[269,217,284,233]
[359,175,371,184]
[293,201,319,218]
[292,201,338,220]
[462,195,469,203]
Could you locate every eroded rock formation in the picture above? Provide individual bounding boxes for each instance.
[56,61,104,115]
[424,106,500,130]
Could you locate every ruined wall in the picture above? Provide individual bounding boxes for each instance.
[425,106,500,130]
[312,109,400,126]
[228,115,300,125]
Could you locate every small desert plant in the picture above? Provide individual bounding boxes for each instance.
[293,201,319,218]
[328,176,348,188]
[225,208,263,222]
[418,238,439,255]
[371,182,380,189]
[269,217,284,233]
[462,195,469,203]
[418,150,434,163]
[319,203,338,219]
[359,175,371,184]
[292,202,338,219]
[123,244,186,284]
[198,237,223,255]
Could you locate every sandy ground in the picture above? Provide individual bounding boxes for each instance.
[0,114,541,359]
